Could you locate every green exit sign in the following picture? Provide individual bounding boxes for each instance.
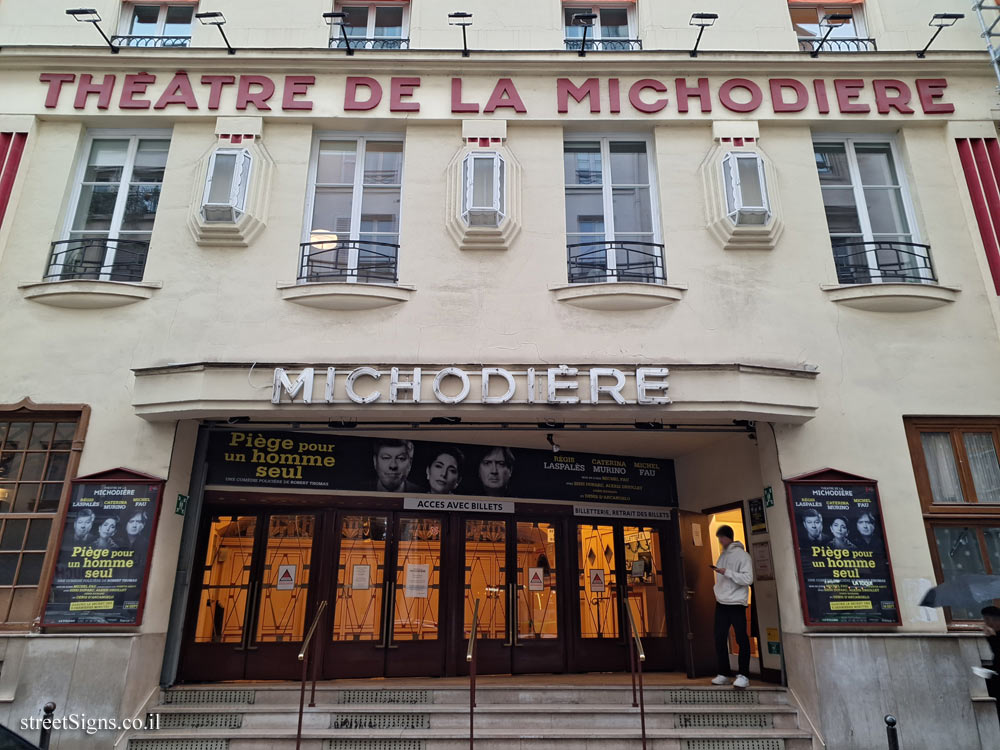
[763,486,774,508]
[175,494,188,516]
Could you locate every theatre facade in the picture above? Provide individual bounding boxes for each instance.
[2,1,1000,748]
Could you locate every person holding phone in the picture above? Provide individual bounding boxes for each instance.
[710,525,754,689]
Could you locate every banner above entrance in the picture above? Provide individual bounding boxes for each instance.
[206,429,676,507]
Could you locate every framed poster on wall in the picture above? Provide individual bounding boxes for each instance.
[42,468,165,627]
[785,468,900,627]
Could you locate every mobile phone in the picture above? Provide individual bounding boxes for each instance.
[708,565,717,570]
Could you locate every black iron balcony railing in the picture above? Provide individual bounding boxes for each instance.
[299,240,399,284]
[832,240,936,285]
[798,37,877,53]
[44,238,150,282]
[567,241,665,285]
[111,35,191,48]
[564,38,643,51]
[330,36,409,50]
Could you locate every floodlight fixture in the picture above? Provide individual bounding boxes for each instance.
[66,8,118,53]
[323,11,354,55]
[448,11,473,57]
[572,12,598,57]
[918,13,965,58]
[810,13,854,57]
[689,13,718,58]
[196,11,236,54]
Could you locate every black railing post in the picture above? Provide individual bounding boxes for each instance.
[885,715,899,750]
[38,702,56,750]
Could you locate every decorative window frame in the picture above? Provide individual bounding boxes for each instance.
[700,137,784,251]
[445,131,521,252]
[188,124,273,248]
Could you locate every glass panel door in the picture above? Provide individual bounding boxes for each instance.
[624,526,668,638]
[460,518,510,675]
[194,515,257,645]
[516,521,558,641]
[333,514,387,642]
[577,523,619,639]
[255,514,314,643]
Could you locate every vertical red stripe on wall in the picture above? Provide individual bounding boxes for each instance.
[0,133,12,177]
[0,133,27,235]
[957,138,1000,294]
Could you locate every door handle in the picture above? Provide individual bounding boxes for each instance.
[235,580,262,651]
[684,588,696,600]
[385,582,398,649]
[502,582,515,647]
[511,582,523,647]
[375,580,393,649]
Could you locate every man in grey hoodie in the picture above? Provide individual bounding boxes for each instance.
[710,524,754,688]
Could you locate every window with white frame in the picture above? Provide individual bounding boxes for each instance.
[563,138,662,284]
[813,137,931,285]
[789,3,872,52]
[202,149,252,223]
[722,152,771,226]
[333,2,408,49]
[302,136,403,284]
[48,133,169,283]
[564,4,639,51]
[462,152,505,228]
[118,3,196,47]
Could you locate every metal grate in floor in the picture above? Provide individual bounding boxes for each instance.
[159,713,243,729]
[685,741,783,750]
[164,690,255,705]
[337,689,430,705]
[677,713,772,729]
[128,741,229,750]
[326,741,426,750]
[666,689,760,705]
[331,713,430,730]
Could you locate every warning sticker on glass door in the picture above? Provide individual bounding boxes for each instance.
[528,567,545,591]
[589,568,606,592]
[277,565,296,590]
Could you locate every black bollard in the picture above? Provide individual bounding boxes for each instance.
[38,702,56,750]
[884,714,900,750]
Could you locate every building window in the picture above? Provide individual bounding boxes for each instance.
[906,419,1000,622]
[332,2,409,49]
[301,136,403,284]
[564,137,663,284]
[813,137,933,285]
[722,152,771,226]
[202,149,252,223]
[789,3,874,53]
[462,152,505,228]
[47,133,170,283]
[564,4,640,51]
[0,413,82,627]
[116,3,195,47]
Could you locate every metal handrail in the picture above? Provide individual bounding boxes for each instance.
[38,702,56,750]
[564,38,643,51]
[467,598,480,750]
[798,37,877,53]
[45,238,150,282]
[566,240,665,285]
[295,600,328,750]
[330,36,410,50]
[298,239,400,284]
[624,604,647,750]
[830,239,936,285]
[111,35,191,47]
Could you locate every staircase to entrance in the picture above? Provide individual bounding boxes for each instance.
[122,676,816,750]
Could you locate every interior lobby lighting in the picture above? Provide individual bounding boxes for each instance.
[323,11,354,56]
[810,13,853,57]
[195,11,236,55]
[65,8,119,53]
[917,13,965,58]
[689,13,718,58]
[448,12,472,57]
[572,12,598,57]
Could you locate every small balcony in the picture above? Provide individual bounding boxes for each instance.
[564,38,642,52]
[110,35,191,48]
[567,241,665,285]
[798,37,876,53]
[298,239,399,284]
[330,37,409,50]
[45,238,149,282]
[832,240,936,285]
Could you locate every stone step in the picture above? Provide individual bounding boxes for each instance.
[125,726,815,750]
[145,703,801,731]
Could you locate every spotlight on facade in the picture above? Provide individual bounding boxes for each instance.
[810,13,853,57]
[195,11,236,55]
[546,433,561,453]
[689,13,718,58]
[65,8,119,53]
[572,13,598,57]
[448,12,473,57]
[323,12,354,56]
[917,13,965,58]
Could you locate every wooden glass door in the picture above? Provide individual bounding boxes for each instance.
[511,519,566,673]
[180,511,318,681]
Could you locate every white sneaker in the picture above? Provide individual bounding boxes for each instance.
[711,674,731,685]
[733,674,750,689]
